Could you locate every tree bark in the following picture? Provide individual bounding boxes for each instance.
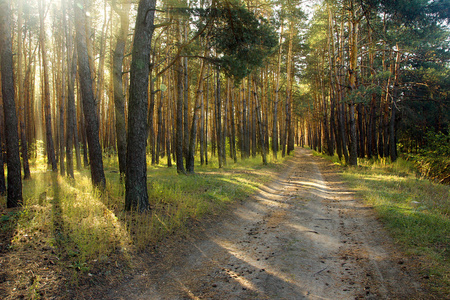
[17,0,31,180]
[156,76,165,165]
[176,22,186,174]
[125,0,157,210]
[347,2,358,166]
[112,0,130,178]
[66,48,76,178]
[186,57,206,173]
[230,81,237,163]
[272,25,283,159]
[74,0,106,188]
[59,15,66,177]
[40,0,57,172]
[254,81,267,165]
[390,47,401,162]
[216,69,223,168]
[149,71,156,165]
[283,21,295,157]
[0,0,23,207]
[183,55,190,164]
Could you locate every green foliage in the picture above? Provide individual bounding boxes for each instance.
[420,130,450,157]
[194,0,278,82]
[400,129,450,184]
[344,84,383,104]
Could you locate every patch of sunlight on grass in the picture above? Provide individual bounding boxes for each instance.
[2,147,290,280]
[7,168,132,279]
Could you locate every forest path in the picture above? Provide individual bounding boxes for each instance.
[109,148,425,299]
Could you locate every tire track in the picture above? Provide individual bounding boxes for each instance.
[110,149,425,300]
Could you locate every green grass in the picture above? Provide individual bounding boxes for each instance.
[0,146,289,280]
[316,152,450,296]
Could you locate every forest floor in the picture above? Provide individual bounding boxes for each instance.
[105,148,430,299]
[0,148,435,299]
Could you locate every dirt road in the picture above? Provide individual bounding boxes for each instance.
[110,149,426,299]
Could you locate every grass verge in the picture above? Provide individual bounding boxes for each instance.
[315,152,450,296]
[0,149,289,298]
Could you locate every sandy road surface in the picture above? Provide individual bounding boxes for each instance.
[110,148,426,299]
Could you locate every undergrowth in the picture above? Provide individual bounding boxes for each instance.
[316,151,450,297]
[0,147,288,282]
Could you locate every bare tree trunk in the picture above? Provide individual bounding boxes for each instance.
[272,24,283,159]
[156,76,165,165]
[40,0,57,172]
[390,47,401,162]
[251,79,257,158]
[216,69,223,168]
[66,47,76,178]
[17,0,31,180]
[183,56,189,164]
[167,71,173,167]
[347,2,358,166]
[74,0,106,188]
[59,16,66,177]
[186,57,205,173]
[242,85,248,159]
[230,81,237,163]
[176,23,186,174]
[0,0,23,206]
[205,65,209,165]
[125,0,156,210]
[200,75,205,165]
[112,0,130,178]
[222,80,228,165]
[254,81,267,165]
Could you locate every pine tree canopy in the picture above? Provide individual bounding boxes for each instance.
[193,0,278,82]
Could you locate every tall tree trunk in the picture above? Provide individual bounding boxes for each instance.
[74,0,106,188]
[112,0,130,178]
[156,76,165,165]
[222,80,228,165]
[367,26,376,159]
[390,47,401,162]
[40,0,57,172]
[205,65,209,165]
[357,103,365,158]
[272,24,283,159]
[216,69,223,168]
[17,0,31,180]
[95,0,109,141]
[124,0,156,210]
[186,57,206,173]
[66,47,76,178]
[74,92,83,170]
[230,81,237,163]
[321,75,332,156]
[0,0,23,207]
[183,55,190,163]
[251,79,256,158]
[59,21,66,177]
[254,81,267,165]
[200,74,205,166]
[149,67,156,165]
[283,21,294,157]
[176,23,186,174]
[242,85,248,159]
[167,72,173,168]
[347,2,358,166]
